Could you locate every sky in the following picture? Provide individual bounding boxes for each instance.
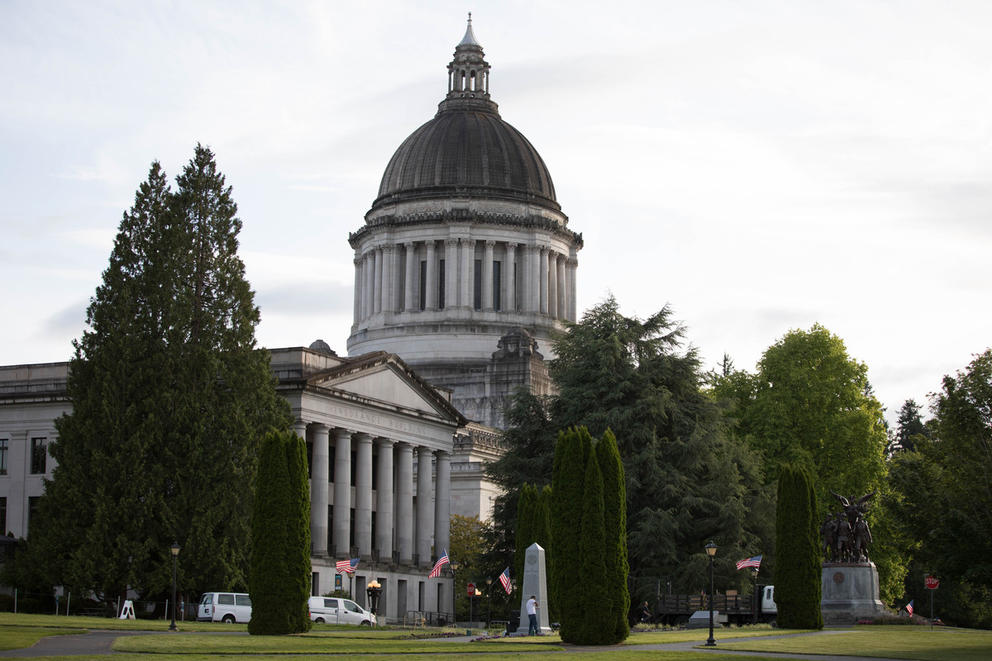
[2,0,991,427]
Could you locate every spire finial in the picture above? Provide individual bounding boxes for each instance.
[458,12,480,47]
[468,11,472,24]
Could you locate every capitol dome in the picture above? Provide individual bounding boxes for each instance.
[372,102,559,212]
[347,16,583,428]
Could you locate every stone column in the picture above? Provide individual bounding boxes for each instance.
[539,247,549,314]
[404,242,417,312]
[380,245,394,314]
[460,239,475,308]
[434,450,451,558]
[308,423,330,556]
[445,239,459,308]
[396,443,414,564]
[353,257,362,325]
[504,243,516,311]
[556,255,567,320]
[529,245,541,312]
[333,428,352,558]
[354,433,373,558]
[567,257,578,321]
[415,446,434,567]
[425,241,437,310]
[364,251,375,320]
[373,247,384,314]
[375,438,394,560]
[482,240,495,310]
[548,250,558,318]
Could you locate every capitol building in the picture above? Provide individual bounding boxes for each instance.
[0,18,579,623]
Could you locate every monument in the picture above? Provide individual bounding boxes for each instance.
[819,491,888,624]
[514,543,552,635]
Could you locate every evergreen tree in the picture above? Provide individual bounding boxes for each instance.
[285,429,312,633]
[775,463,822,629]
[596,429,629,643]
[34,146,289,603]
[550,427,590,642]
[513,483,537,594]
[574,441,608,644]
[886,399,929,455]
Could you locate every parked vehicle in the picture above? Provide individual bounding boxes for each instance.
[650,585,776,626]
[308,596,376,626]
[197,592,252,623]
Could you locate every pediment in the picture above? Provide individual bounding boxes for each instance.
[307,354,463,424]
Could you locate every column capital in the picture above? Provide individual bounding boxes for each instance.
[445,238,459,247]
[382,244,395,255]
[567,256,579,266]
[484,239,496,248]
[308,422,330,433]
[404,241,416,249]
[353,431,373,443]
[375,436,395,448]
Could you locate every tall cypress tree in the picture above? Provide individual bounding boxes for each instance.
[513,483,537,594]
[775,463,822,629]
[35,146,289,603]
[249,430,311,635]
[550,427,591,643]
[596,429,629,643]
[575,442,607,644]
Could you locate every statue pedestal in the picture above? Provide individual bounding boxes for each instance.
[820,562,888,625]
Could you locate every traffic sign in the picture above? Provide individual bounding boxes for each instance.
[467,582,476,596]
[925,575,939,590]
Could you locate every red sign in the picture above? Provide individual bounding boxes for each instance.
[466,582,476,596]
[925,576,939,590]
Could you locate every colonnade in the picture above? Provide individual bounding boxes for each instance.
[296,422,450,568]
[352,239,577,324]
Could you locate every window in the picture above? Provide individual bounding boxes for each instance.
[0,439,7,475]
[0,497,6,535]
[419,261,427,310]
[28,497,39,537]
[235,595,252,607]
[344,600,362,613]
[438,259,446,309]
[218,594,235,605]
[30,438,47,474]
[493,261,502,311]
[473,259,482,310]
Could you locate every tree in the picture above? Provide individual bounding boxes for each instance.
[550,427,590,642]
[449,514,489,622]
[33,146,289,603]
[775,463,822,629]
[596,430,629,643]
[513,483,538,594]
[248,430,311,634]
[887,399,929,455]
[574,440,608,644]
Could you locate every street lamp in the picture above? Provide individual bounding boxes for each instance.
[705,541,717,647]
[366,580,382,626]
[169,542,181,631]
[752,567,760,625]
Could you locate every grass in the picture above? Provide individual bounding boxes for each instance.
[0,624,84,650]
[0,611,246,632]
[718,624,992,661]
[623,625,813,644]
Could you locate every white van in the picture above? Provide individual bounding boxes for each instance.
[308,596,376,626]
[198,592,252,623]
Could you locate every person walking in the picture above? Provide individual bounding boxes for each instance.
[526,595,539,635]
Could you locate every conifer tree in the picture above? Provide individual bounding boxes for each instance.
[550,427,591,642]
[575,443,607,644]
[34,146,289,603]
[513,483,537,594]
[775,463,822,629]
[249,430,311,635]
[596,429,629,642]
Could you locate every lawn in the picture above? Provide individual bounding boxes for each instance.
[0,611,245,632]
[0,624,84,650]
[718,624,992,661]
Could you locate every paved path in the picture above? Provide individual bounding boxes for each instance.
[0,628,913,659]
[0,630,153,657]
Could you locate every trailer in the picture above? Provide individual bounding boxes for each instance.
[649,585,777,626]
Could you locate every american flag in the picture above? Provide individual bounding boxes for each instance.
[429,550,450,578]
[906,600,914,616]
[735,555,762,571]
[498,567,512,594]
[336,558,359,574]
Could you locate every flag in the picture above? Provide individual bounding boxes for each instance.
[336,558,359,574]
[906,600,914,616]
[429,550,450,578]
[736,555,763,571]
[498,567,512,594]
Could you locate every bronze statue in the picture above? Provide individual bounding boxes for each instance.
[823,491,876,564]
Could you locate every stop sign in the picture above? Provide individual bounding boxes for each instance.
[467,582,476,596]
[925,576,940,590]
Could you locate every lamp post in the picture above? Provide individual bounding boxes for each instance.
[752,567,759,625]
[366,580,382,627]
[705,541,717,646]
[169,542,181,631]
